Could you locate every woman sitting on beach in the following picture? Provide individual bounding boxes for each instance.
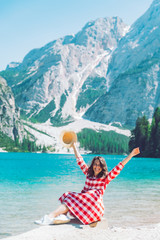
[35,143,140,226]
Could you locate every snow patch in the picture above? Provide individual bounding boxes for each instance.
[129,40,139,49]
[27,60,39,74]
[23,118,131,153]
[7,62,21,69]
[150,26,158,33]
[122,25,130,36]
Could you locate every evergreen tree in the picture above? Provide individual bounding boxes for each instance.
[155,122,160,157]
[149,118,156,156]
[149,107,160,157]
[42,145,47,153]
[129,107,160,158]
[77,129,129,154]
[129,116,150,156]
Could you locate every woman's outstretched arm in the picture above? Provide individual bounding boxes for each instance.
[72,142,81,158]
[105,147,140,185]
[71,143,88,175]
[122,147,140,166]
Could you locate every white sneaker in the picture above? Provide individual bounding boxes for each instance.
[53,214,71,224]
[34,215,54,225]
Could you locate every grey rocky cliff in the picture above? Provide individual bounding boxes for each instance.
[84,63,160,127]
[1,17,128,125]
[0,76,24,141]
[106,0,160,87]
[84,0,160,127]
[2,1,160,129]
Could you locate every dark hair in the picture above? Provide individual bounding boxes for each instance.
[87,156,108,178]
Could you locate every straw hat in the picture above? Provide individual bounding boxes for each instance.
[60,130,77,148]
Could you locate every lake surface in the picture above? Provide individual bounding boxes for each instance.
[0,153,160,238]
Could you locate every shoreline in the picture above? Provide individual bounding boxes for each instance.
[1,221,160,240]
[0,148,7,152]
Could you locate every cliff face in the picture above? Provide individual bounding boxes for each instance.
[0,76,24,141]
[1,17,128,125]
[84,0,160,127]
[1,1,160,129]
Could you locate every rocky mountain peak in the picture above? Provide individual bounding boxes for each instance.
[1,0,160,147]
[73,17,129,49]
[84,0,160,127]
[0,17,128,125]
[152,0,160,7]
[106,0,160,87]
[6,62,21,70]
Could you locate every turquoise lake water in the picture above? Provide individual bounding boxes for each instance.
[0,153,160,238]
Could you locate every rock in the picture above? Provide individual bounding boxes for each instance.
[1,17,128,125]
[84,0,160,127]
[0,76,24,141]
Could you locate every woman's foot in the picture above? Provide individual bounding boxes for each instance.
[34,215,54,225]
[89,221,99,228]
[34,214,70,225]
[53,214,71,224]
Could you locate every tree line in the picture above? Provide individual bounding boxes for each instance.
[77,129,129,155]
[2,107,160,157]
[129,107,160,158]
[0,131,47,153]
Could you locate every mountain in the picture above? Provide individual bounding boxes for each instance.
[0,17,128,126]
[1,0,160,132]
[84,0,160,127]
[0,76,24,141]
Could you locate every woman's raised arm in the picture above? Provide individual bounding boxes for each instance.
[72,142,81,158]
[71,143,88,175]
[105,147,140,185]
[121,147,140,166]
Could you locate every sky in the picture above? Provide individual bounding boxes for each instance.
[0,0,153,71]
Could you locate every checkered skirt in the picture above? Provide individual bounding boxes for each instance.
[59,156,124,224]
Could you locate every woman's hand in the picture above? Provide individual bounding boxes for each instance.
[122,147,140,166]
[131,147,140,157]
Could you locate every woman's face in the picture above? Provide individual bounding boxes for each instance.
[93,159,102,177]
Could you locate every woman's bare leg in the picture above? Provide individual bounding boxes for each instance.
[48,204,69,218]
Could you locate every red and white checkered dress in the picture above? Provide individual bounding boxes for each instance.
[59,156,124,225]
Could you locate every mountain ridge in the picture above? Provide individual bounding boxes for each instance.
[84,0,160,127]
[0,17,128,126]
[1,0,160,134]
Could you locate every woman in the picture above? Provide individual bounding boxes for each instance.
[35,144,140,225]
